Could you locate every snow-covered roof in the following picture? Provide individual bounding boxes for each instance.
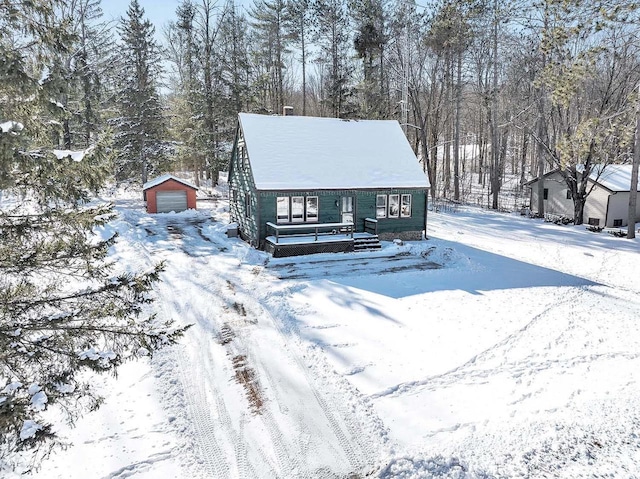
[238,113,430,190]
[587,164,640,192]
[143,174,198,191]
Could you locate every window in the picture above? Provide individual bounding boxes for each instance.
[401,194,412,217]
[566,190,572,200]
[388,194,400,217]
[588,217,600,226]
[376,195,387,218]
[378,194,412,219]
[306,197,318,221]
[613,219,623,227]
[244,194,251,218]
[231,189,237,202]
[276,197,289,223]
[543,188,549,200]
[276,196,319,222]
[291,196,304,222]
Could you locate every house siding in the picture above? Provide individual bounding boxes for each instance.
[530,171,573,217]
[229,129,259,245]
[528,169,640,227]
[583,184,610,226]
[606,192,640,227]
[258,189,426,243]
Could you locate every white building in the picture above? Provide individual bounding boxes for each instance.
[526,165,640,227]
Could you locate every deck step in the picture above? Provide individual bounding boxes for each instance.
[353,235,381,251]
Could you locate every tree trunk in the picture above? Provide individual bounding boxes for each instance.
[453,50,462,201]
[628,92,640,238]
[490,0,500,210]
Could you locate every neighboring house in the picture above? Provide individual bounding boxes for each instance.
[526,165,640,227]
[228,113,430,256]
[143,174,198,214]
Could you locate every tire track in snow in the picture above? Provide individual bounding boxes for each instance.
[173,346,231,478]
[119,215,238,478]
[230,275,377,475]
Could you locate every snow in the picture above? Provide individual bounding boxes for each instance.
[142,174,198,191]
[30,391,47,411]
[23,188,640,478]
[0,121,24,134]
[20,420,42,441]
[238,113,430,190]
[52,148,91,162]
[588,164,640,192]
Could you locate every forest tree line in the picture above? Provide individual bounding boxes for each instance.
[6,0,640,216]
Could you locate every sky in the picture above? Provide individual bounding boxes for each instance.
[101,0,183,40]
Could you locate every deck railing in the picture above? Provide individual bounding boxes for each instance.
[364,217,378,235]
[266,221,354,243]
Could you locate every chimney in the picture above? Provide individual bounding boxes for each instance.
[283,106,294,116]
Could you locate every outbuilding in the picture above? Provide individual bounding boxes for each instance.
[143,174,198,214]
[525,164,640,227]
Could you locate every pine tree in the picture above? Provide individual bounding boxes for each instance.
[312,0,356,118]
[350,0,388,118]
[249,0,291,114]
[0,0,186,462]
[113,0,169,184]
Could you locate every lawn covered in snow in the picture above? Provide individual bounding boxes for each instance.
[27,190,640,479]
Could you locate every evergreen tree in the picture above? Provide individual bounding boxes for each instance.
[0,0,186,462]
[113,0,168,184]
[249,0,291,114]
[286,0,312,115]
[312,0,356,118]
[350,0,388,118]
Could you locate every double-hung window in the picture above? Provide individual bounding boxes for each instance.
[276,197,289,222]
[376,195,387,218]
[388,194,400,217]
[291,197,304,222]
[306,197,319,221]
[401,194,412,217]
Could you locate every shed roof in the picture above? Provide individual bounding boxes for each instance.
[586,164,640,192]
[238,113,430,190]
[143,174,198,191]
[524,164,640,192]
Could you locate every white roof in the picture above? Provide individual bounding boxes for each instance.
[238,113,430,190]
[143,174,198,191]
[588,164,640,192]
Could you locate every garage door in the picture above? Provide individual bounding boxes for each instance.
[156,190,188,213]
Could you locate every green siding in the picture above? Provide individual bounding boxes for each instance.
[258,189,426,242]
[229,128,259,245]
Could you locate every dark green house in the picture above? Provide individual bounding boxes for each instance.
[229,112,430,257]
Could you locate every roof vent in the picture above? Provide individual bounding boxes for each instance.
[283,106,294,116]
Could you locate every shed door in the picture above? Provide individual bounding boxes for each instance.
[156,190,188,213]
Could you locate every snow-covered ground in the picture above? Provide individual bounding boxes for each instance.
[29,191,640,478]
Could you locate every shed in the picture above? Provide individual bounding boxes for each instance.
[228,113,430,256]
[143,174,198,214]
[525,165,640,227]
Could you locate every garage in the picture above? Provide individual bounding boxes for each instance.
[143,174,198,214]
[156,190,188,213]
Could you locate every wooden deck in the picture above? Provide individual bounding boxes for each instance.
[264,222,379,257]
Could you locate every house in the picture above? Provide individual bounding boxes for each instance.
[228,113,430,257]
[526,165,640,227]
[143,174,198,214]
